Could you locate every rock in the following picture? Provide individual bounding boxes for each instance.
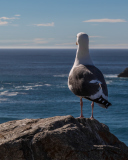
[0,115,128,160]
[118,67,128,77]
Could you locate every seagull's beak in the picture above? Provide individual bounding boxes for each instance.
[76,42,78,45]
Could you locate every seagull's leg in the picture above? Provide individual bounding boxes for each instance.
[90,101,94,119]
[80,98,84,118]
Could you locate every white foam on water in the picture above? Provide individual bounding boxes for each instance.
[24,86,33,90]
[15,86,22,89]
[4,83,12,85]
[106,80,113,84]
[44,84,51,86]
[0,98,8,102]
[0,87,4,90]
[23,84,44,90]
[15,85,33,90]
[0,91,19,96]
[53,74,68,77]
[104,74,117,78]
[15,83,44,90]
[56,84,66,88]
[34,84,43,87]
[0,91,26,96]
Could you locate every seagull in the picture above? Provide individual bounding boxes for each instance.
[68,32,111,118]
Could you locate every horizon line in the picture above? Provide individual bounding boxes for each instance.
[0,47,128,50]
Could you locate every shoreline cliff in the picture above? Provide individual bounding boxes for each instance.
[0,115,128,160]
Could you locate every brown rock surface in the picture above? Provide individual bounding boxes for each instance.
[118,67,128,77]
[0,115,128,160]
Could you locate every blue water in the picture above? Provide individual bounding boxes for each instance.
[0,49,128,146]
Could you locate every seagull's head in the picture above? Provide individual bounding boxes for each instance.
[76,32,89,49]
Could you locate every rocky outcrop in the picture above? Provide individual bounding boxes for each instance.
[118,67,128,77]
[0,115,128,160]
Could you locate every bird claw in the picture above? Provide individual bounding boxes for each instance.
[90,116,94,119]
[79,115,84,118]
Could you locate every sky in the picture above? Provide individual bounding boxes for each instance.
[0,0,128,49]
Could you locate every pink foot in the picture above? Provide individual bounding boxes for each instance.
[79,115,84,118]
[90,102,94,119]
[90,116,94,119]
[80,98,84,118]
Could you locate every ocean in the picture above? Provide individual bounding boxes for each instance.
[0,49,128,146]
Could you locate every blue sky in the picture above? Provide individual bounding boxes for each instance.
[0,0,128,49]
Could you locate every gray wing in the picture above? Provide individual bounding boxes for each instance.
[68,65,108,98]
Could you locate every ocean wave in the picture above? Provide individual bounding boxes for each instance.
[0,91,19,96]
[0,98,8,102]
[56,85,67,88]
[53,74,68,77]
[104,74,117,78]
[0,91,26,96]
[0,87,4,90]
[34,84,43,87]
[15,84,44,90]
[106,80,113,84]
[44,84,51,86]
[24,86,33,90]
[4,83,12,85]
[15,86,32,90]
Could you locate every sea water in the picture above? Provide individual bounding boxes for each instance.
[0,49,128,145]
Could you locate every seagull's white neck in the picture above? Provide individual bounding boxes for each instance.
[73,45,93,67]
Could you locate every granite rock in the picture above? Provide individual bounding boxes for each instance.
[0,115,128,160]
[118,67,128,77]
